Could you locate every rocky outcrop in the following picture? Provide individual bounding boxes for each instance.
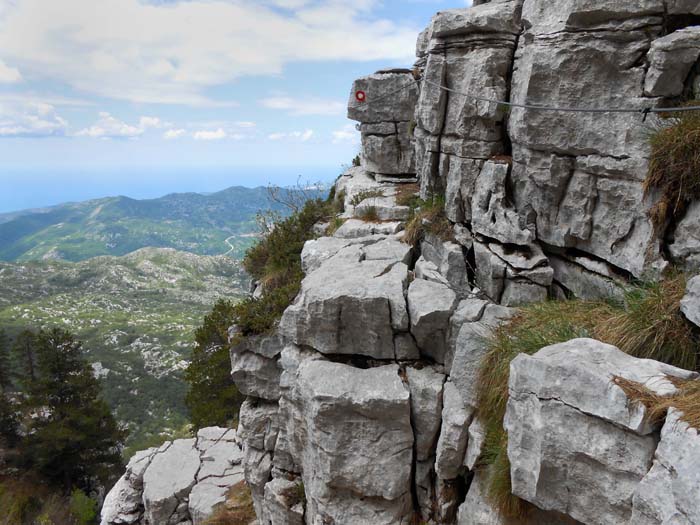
[228,2,700,525]
[101,428,243,525]
[505,339,697,524]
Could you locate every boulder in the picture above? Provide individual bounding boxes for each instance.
[408,278,458,363]
[333,218,404,239]
[101,448,158,525]
[360,126,416,176]
[421,233,470,292]
[645,27,700,97]
[237,398,279,452]
[505,339,697,524]
[283,360,414,524]
[230,350,281,401]
[347,72,418,124]
[431,1,523,38]
[280,248,409,359]
[406,366,446,461]
[263,478,305,525]
[435,381,473,480]
[670,201,700,272]
[464,417,486,471]
[450,303,516,407]
[471,161,534,245]
[681,275,700,329]
[549,253,625,301]
[631,408,700,525]
[142,439,200,524]
[456,472,504,525]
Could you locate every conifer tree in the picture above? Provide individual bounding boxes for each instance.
[0,329,12,393]
[185,299,244,429]
[22,328,125,491]
[11,329,38,389]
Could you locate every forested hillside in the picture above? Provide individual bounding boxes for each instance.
[0,247,248,450]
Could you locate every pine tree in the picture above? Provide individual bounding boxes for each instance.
[12,329,38,389]
[22,328,125,491]
[0,329,12,393]
[185,299,244,430]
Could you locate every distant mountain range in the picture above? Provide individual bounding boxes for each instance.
[0,185,321,262]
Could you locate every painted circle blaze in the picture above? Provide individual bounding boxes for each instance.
[355,90,366,102]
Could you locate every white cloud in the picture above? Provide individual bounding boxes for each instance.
[261,96,345,116]
[235,121,256,128]
[193,128,227,140]
[77,112,178,138]
[0,0,418,105]
[268,129,314,141]
[332,124,360,144]
[0,101,68,137]
[0,59,21,83]
[139,116,164,128]
[163,128,186,140]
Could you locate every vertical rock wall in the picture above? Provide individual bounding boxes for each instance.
[231,2,700,525]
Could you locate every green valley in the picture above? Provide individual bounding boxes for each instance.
[0,247,248,451]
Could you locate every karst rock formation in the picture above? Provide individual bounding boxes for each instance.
[103,1,700,524]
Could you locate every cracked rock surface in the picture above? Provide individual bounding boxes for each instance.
[101,428,243,525]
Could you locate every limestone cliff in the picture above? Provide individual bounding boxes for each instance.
[104,2,700,524]
[231,2,700,525]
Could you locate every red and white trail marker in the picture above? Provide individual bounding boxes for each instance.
[355,90,366,103]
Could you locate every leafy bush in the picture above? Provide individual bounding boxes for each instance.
[185,300,245,430]
[646,104,700,232]
[475,274,698,518]
[69,489,97,525]
[349,189,384,207]
[238,197,334,336]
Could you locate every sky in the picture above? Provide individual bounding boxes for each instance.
[0,0,472,212]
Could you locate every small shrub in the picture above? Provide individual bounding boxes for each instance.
[69,489,97,525]
[238,196,335,336]
[325,216,346,236]
[349,188,385,207]
[352,154,361,167]
[645,103,700,232]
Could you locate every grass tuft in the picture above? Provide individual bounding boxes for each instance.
[596,274,697,370]
[614,376,700,430]
[204,481,257,525]
[474,273,698,518]
[357,206,381,223]
[645,103,700,232]
[402,196,452,246]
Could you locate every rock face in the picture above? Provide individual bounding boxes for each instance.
[348,71,419,178]
[505,339,697,524]
[101,428,243,525]
[228,1,700,524]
